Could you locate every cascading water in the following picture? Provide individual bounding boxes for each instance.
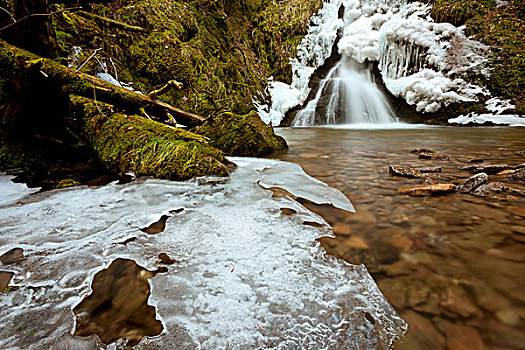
[292,58,397,126]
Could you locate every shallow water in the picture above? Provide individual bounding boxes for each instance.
[276,126,525,350]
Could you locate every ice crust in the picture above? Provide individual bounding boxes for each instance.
[0,174,38,206]
[258,0,491,125]
[448,114,525,126]
[0,158,405,349]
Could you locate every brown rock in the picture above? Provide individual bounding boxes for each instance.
[389,164,421,178]
[419,152,449,160]
[495,310,522,327]
[487,319,525,349]
[445,324,485,350]
[397,310,446,350]
[332,223,351,236]
[342,236,369,250]
[471,182,504,197]
[507,206,525,218]
[0,248,24,265]
[512,225,525,235]
[158,253,176,265]
[391,234,413,252]
[440,287,479,318]
[467,158,484,163]
[398,184,457,196]
[0,271,14,291]
[460,163,511,174]
[280,208,297,215]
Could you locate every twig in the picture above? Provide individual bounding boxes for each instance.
[0,6,81,32]
[76,48,102,72]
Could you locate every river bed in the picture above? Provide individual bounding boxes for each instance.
[276,125,525,350]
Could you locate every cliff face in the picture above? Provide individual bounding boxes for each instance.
[429,0,525,114]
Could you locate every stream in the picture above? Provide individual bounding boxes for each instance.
[276,125,525,350]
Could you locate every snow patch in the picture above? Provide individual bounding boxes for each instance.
[449,113,525,126]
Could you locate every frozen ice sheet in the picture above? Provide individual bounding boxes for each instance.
[0,158,405,349]
[0,174,39,206]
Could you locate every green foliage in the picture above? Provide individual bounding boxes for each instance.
[0,144,24,170]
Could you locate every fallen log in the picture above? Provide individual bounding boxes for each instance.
[0,39,204,127]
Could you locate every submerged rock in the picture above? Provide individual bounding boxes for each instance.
[73,258,163,346]
[0,248,24,265]
[411,148,435,154]
[194,111,288,156]
[0,271,14,291]
[507,168,525,182]
[419,166,442,173]
[471,182,504,197]
[458,173,489,193]
[389,165,421,178]
[418,152,449,160]
[398,184,457,196]
[460,163,511,174]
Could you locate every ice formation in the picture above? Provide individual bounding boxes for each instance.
[258,0,491,125]
[448,114,525,126]
[0,158,406,349]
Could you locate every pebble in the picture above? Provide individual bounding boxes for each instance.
[332,223,351,235]
[342,236,369,250]
[471,182,504,197]
[440,287,479,318]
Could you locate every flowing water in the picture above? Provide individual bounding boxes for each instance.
[276,125,525,350]
[293,59,398,126]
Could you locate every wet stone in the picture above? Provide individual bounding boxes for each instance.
[440,286,479,318]
[342,236,369,250]
[332,222,351,235]
[140,215,170,234]
[389,165,421,178]
[458,173,489,193]
[73,258,163,346]
[495,310,522,327]
[0,248,24,265]
[158,253,176,265]
[0,271,14,291]
[280,208,297,215]
[467,158,484,163]
[507,168,525,182]
[418,152,449,160]
[411,148,435,154]
[460,163,511,174]
[471,182,504,197]
[398,184,457,196]
[397,310,445,350]
[418,166,442,173]
[445,324,485,350]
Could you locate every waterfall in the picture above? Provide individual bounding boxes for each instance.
[292,58,397,126]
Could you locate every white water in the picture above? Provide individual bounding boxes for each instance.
[0,158,406,349]
[293,58,397,126]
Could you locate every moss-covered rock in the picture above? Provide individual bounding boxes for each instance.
[430,0,525,113]
[71,96,230,180]
[194,110,287,156]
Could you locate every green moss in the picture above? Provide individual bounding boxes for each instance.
[72,96,229,180]
[0,144,24,170]
[55,178,81,189]
[194,110,287,156]
[430,0,525,112]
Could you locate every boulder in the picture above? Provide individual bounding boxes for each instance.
[194,111,288,156]
[389,164,421,178]
[471,182,504,197]
[458,173,489,193]
[398,184,457,196]
[0,248,24,265]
